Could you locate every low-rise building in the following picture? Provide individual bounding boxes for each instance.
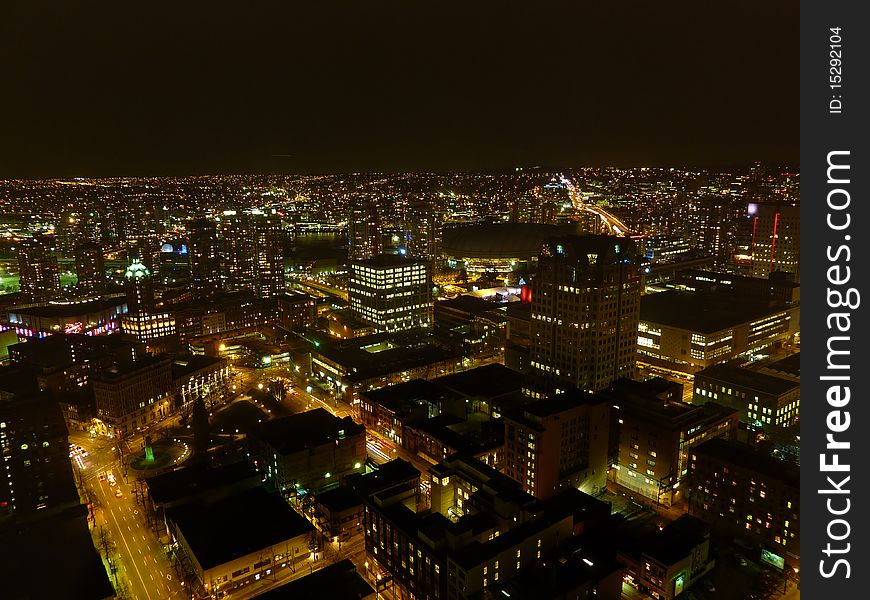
[637,290,799,378]
[310,329,460,406]
[617,515,714,600]
[248,408,366,495]
[692,362,799,434]
[689,438,800,569]
[603,378,739,506]
[502,393,611,499]
[167,486,315,597]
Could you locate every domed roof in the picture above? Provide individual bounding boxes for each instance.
[441,222,582,259]
[161,243,174,253]
[125,258,151,280]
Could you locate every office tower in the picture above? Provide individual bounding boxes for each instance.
[403,200,439,259]
[749,203,800,282]
[16,234,59,302]
[502,393,611,498]
[349,254,432,332]
[187,219,222,299]
[527,235,641,396]
[220,212,285,298]
[0,391,79,515]
[348,197,382,260]
[73,241,105,297]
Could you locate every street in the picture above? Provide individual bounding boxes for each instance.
[72,432,186,600]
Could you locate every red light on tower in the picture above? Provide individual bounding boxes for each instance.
[520,285,532,303]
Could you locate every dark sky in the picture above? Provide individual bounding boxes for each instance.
[0,1,798,178]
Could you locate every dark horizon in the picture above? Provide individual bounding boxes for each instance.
[1,2,798,179]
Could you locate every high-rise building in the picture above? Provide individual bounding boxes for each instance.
[502,393,611,498]
[403,200,440,259]
[219,212,285,297]
[0,390,80,516]
[252,215,286,298]
[16,234,59,302]
[73,241,105,297]
[348,198,382,260]
[527,235,641,396]
[186,219,222,299]
[749,203,800,282]
[348,254,432,332]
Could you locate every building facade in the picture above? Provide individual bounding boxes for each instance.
[349,255,433,333]
[16,234,60,302]
[528,235,641,395]
[502,394,611,499]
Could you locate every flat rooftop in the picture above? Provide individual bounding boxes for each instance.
[146,460,259,507]
[640,290,790,333]
[433,363,524,399]
[252,408,363,456]
[0,505,115,600]
[7,294,127,317]
[314,330,459,383]
[360,378,460,415]
[693,438,800,487]
[167,486,314,571]
[695,363,799,396]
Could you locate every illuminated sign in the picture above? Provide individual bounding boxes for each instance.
[760,549,785,571]
[65,322,84,334]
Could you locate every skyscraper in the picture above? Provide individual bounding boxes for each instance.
[403,200,440,259]
[349,254,432,332]
[348,197,382,260]
[73,241,105,297]
[220,212,285,297]
[252,215,286,298]
[16,234,59,302]
[186,219,222,299]
[749,203,800,282]
[527,235,641,396]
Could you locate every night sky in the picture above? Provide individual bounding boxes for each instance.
[1,2,798,178]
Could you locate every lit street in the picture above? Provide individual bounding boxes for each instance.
[72,432,185,600]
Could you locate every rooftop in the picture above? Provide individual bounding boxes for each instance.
[359,378,460,416]
[435,295,505,316]
[441,223,583,259]
[695,363,799,396]
[252,408,364,456]
[351,253,429,269]
[503,392,608,431]
[167,486,314,571]
[7,294,127,318]
[145,460,259,507]
[433,363,524,399]
[0,505,115,600]
[314,330,459,383]
[692,438,800,487]
[640,290,790,333]
[315,486,364,513]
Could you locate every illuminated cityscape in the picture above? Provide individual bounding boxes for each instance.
[0,3,798,600]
